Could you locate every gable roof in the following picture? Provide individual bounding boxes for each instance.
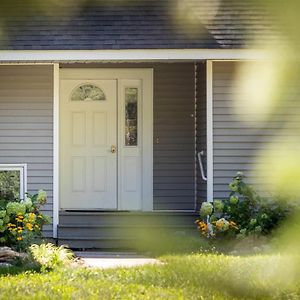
[0,0,279,50]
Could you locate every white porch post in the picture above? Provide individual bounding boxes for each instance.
[53,63,60,238]
[206,60,214,202]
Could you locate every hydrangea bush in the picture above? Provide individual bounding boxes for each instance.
[196,172,293,239]
[0,190,50,250]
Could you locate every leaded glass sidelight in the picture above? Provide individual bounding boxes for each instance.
[125,87,138,146]
[71,84,106,101]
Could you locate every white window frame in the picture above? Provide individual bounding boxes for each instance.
[0,164,27,200]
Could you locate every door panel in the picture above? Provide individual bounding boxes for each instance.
[72,112,86,145]
[60,79,117,209]
[93,112,107,146]
[93,156,107,192]
[72,156,86,192]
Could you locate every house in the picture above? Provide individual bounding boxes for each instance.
[0,0,282,248]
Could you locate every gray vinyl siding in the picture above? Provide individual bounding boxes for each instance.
[196,62,207,205]
[0,66,53,237]
[61,63,196,210]
[213,62,258,198]
[152,63,195,210]
[212,61,300,198]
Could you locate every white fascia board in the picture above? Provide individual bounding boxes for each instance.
[0,49,267,62]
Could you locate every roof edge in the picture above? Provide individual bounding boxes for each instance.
[0,49,268,62]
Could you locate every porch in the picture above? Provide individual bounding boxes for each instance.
[0,59,263,249]
[57,62,207,249]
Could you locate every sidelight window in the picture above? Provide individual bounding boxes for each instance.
[125,87,138,146]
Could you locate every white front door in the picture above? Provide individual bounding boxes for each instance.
[59,68,153,211]
[60,79,117,209]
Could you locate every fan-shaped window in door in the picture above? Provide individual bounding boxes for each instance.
[71,84,106,101]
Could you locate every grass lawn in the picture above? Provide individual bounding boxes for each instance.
[0,253,299,299]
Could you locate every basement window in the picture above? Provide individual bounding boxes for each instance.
[0,164,27,201]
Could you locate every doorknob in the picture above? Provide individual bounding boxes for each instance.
[111,145,117,153]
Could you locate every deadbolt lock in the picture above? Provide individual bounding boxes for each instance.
[111,145,117,153]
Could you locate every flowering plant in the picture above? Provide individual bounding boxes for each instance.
[196,172,292,239]
[196,203,238,238]
[0,190,50,250]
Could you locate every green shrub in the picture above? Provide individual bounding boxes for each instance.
[0,190,51,251]
[29,243,74,271]
[196,172,293,239]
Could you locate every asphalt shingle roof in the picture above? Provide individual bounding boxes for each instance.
[0,0,280,50]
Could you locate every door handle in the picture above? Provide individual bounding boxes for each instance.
[111,145,117,153]
[198,151,207,181]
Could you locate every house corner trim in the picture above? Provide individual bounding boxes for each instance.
[53,63,59,238]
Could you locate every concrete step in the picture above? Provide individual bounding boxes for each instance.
[59,211,198,226]
[58,237,135,250]
[58,224,195,239]
[57,211,199,250]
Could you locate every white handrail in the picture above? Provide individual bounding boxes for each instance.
[198,151,207,181]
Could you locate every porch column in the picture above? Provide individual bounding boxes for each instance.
[206,60,213,202]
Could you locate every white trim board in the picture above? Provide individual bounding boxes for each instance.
[0,63,54,65]
[53,63,60,238]
[206,61,213,202]
[0,49,268,62]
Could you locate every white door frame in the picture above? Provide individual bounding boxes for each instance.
[57,68,153,215]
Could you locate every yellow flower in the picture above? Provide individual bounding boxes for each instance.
[17,237,23,241]
[197,221,209,233]
[229,221,238,230]
[26,223,33,231]
[28,213,36,220]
